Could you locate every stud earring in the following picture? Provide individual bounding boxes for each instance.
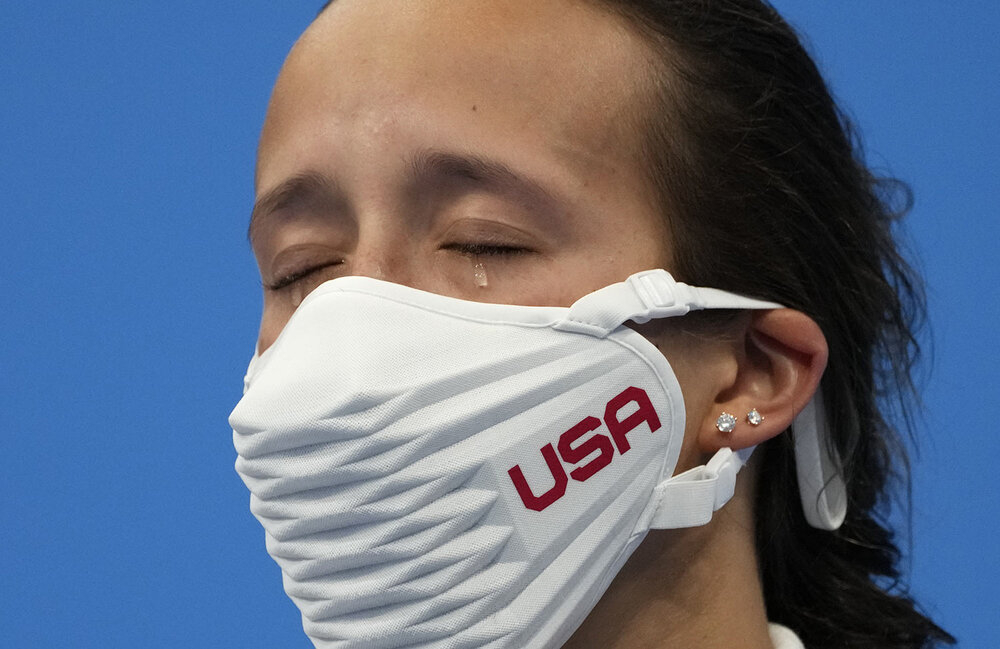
[746,408,763,426]
[716,412,737,433]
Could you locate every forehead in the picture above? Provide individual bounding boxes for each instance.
[258,0,655,193]
[300,0,642,84]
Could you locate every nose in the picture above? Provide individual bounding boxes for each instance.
[347,222,415,287]
[256,227,418,355]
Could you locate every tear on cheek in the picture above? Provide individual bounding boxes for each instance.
[473,261,489,288]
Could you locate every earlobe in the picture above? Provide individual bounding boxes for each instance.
[699,309,828,453]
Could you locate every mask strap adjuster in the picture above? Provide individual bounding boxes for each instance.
[554,269,783,337]
[642,447,754,529]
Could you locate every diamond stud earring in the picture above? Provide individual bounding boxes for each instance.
[746,408,763,426]
[716,412,737,433]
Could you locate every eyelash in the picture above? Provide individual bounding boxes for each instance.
[444,243,528,257]
[266,262,341,291]
[265,243,527,291]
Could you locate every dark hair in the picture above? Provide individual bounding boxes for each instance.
[593,1,953,647]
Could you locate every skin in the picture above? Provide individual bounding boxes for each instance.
[251,1,828,646]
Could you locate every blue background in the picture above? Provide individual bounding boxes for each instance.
[1,2,996,647]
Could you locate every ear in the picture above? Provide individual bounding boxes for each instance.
[698,309,828,453]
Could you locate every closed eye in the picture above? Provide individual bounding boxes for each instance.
[443,242,529,257]
[266,261,343,291]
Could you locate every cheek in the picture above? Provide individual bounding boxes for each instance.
[663,355,715,472]
[257,296,290,354]
[635,327,729,473]
[673,380,717,473]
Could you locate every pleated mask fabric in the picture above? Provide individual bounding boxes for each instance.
[230,270,790,648]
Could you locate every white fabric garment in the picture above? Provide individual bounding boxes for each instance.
[769,623,806,649]
[232,270,836,648]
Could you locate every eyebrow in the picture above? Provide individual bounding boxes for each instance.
[407,149,559,208]
[249,150,561,243]
[248,171,342,244]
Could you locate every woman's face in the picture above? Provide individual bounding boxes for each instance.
[251,0,673,352]
[246,6,808,635]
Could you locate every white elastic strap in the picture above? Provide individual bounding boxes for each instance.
[646,447,754,529]
[792,392,846,530]
[559,269,847,531]
[555,269,784,337]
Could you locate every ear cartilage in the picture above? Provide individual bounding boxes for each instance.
[716,412,737,433]
[746,409,763,426]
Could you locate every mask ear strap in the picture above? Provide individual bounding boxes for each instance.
[643,446,755,529]
[557,269,847,531]
[644,405,847,530]
[554,269,784,337]
[793,392,847,529]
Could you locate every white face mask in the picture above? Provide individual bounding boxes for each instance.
[230,269,844,649]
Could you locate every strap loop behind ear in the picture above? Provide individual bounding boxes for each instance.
[793,392,846,530]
